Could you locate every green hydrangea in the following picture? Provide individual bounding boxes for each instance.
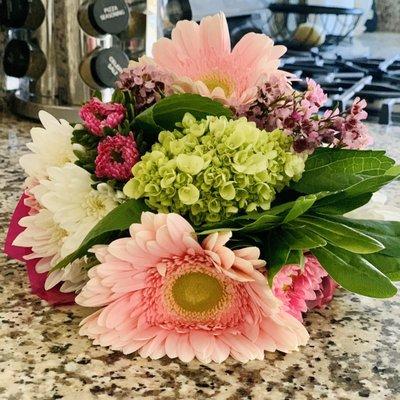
[124,113,307,225]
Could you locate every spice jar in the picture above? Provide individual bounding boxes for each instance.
[0,0,45,30]
[3,39,47,80]
[78,0,130,37]
[79,46,129,89]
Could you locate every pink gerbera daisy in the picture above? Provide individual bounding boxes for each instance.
[151,13,288,108]
[272,254,338,321]
[76,212,309,363]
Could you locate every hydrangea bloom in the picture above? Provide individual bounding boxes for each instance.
[80,98,126,137]
[116,59,173,113]
[151,13,288,108]
[95,133,140,181]
[272,254,337,321]
[76,212,309,363]
[123,114,306,225]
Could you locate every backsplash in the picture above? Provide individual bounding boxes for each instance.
[376,0,400,32]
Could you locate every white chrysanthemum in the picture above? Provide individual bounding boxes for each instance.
[38,163,119,233]
[14,164,119,292]
[19,110,77,181]
[14,209,67,265]
[46,260,88,293]
[12,209,88,292]
[15,112,119,293]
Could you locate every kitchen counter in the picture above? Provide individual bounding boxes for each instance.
[0,110,400,400]
[334,32,400,59]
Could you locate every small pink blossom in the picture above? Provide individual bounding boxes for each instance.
[304,78,328,108]
[116,61,173,113]
[272,254,337,321]
[239,78,372,152]
[76,212,308,363]
[95,133,139,181]
[350,97,368,120]
[80,98,125,137]
[339,97,373,149]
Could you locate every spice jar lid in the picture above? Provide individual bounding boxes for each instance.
[91,0,129,35]
[91,47,129,88]
[0,0,45,30]
[3,39,30,77]
[3,39,46,79]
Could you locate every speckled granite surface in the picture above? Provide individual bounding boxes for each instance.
[0,110,400,400]
[376,0,400,33]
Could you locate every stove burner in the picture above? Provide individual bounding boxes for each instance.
[281,54,400,125]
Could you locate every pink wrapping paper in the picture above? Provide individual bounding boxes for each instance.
[4,194,75,305]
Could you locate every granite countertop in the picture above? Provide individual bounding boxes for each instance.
[0,110,399,400]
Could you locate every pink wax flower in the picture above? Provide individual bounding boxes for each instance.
[339,97,373,149]
[304,78,328,109]
[116,61,173,113]
[95,133,140,181]
[350,97,368,120]
[80,98,125,137]
[151,13,288,108]
[76,212,309,363]
[272,254,337,321]
[239,77,372,152]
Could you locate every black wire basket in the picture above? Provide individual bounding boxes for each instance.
[267,4,364,50]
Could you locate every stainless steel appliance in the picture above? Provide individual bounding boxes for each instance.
[1,0,158,121]
[161,0,269,45]
[282,51,400,124]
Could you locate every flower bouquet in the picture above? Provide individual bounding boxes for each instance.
[5,13,400,363]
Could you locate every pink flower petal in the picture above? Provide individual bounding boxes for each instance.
[78,211,309,363]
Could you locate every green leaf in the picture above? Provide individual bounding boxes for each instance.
[312,245,397,298]
[197,213,282,235]
[281,226,327,249]
[198,194,322,234]
[313,193,373,215]
[363,253,400,281]
[286,250,305,269]
[330,217,400,258]
[283,194,317,223]
[297,215,384,254]
[264,230,291,285]
[135,93,233,132]
[265,226,326,285]
[291,148,396,194]
[53,199,149,270]
[153,94,233,130]
[238,214,283,233]
[134,103,163,133]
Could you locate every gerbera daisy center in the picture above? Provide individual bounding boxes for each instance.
[200,73,234,97]
[171,271,225,314]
